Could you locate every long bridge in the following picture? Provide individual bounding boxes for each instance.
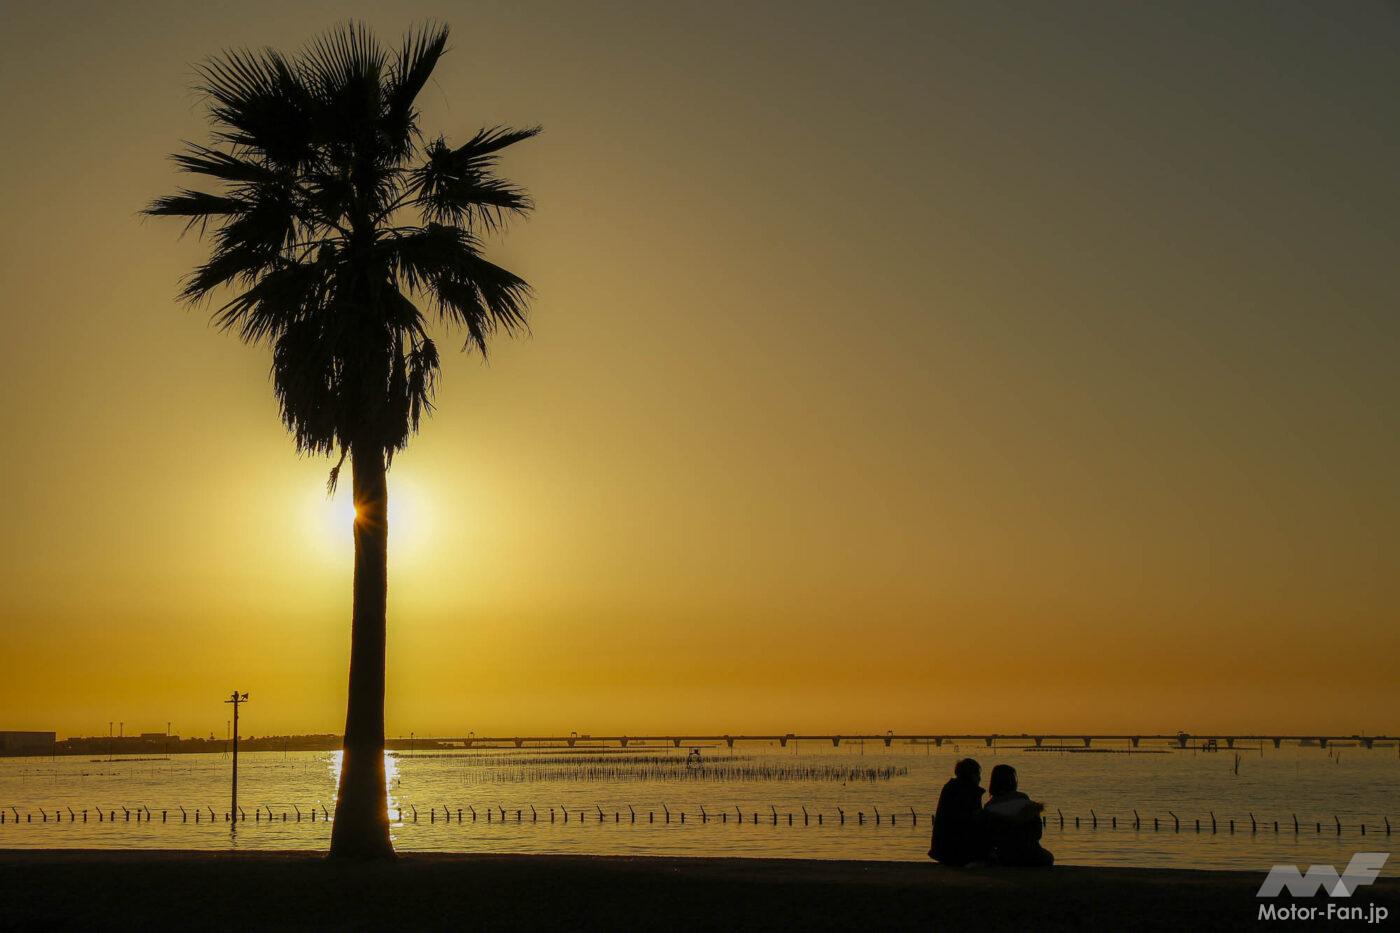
[412,732,1396,751]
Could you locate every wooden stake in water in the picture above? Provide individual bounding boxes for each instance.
[224,691,249,829]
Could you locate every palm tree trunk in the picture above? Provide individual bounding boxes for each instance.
[329,442,394,858]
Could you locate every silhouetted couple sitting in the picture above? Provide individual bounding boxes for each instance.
[929,759,1054,867]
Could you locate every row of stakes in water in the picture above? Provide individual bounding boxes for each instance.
[0,804,1394,835]
[0,804,328,824]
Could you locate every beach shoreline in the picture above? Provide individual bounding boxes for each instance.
[3,849,1394,930]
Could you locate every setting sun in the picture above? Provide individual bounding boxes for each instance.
[304,476,430,563]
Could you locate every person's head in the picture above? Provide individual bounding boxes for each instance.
[988,763,1018,796]
[953,757,981,784]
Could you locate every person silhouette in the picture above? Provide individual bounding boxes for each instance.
[982,764,1053,867]
[928,758,988,866]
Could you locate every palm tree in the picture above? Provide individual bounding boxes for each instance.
[146,22,537,858]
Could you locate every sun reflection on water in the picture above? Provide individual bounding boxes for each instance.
[327,750,401,835]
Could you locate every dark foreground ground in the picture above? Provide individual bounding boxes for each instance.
[2,850,1396,931]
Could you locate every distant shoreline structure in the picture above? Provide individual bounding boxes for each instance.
[3,730,1395,759]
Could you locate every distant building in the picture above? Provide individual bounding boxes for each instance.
[0,731,56,754]
[139,732,179,742]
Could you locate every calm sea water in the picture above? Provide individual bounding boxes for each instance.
[1,742,1396,874]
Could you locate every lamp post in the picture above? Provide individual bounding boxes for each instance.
[224,692,249,826]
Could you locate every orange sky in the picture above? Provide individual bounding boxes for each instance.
[1,2,1397,739]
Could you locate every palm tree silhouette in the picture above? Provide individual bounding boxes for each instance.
[146,22,537,858]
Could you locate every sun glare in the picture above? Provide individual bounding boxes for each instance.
[304,475,430,562]
[327,750,400,827]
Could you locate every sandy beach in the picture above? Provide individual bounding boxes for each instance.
[3,850,1395,931]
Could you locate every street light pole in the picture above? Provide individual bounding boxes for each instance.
[224,692,249,825]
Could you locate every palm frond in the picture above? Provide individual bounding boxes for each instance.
[378,222,480,289]
[172,143,284,185]
[178,240,282,304]
[144,189,250,237]
[299,21,386,125]
[220,194,302,252]
[435,267,530,353]
[377,224,530,352]
[383,24,449,157]
[410,127,539,229]
[406,336,440,432]
[271,311,348,457]
[196,48,315,167]
[453,124,543,160]
[145,189,249,219]
[212,256,333,343]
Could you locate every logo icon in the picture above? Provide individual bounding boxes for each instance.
[1257,853,1389,898]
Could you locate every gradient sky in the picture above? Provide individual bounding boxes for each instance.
[1,1,1397,739]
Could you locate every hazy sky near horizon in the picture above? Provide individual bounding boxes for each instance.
[1,1,1397,739]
